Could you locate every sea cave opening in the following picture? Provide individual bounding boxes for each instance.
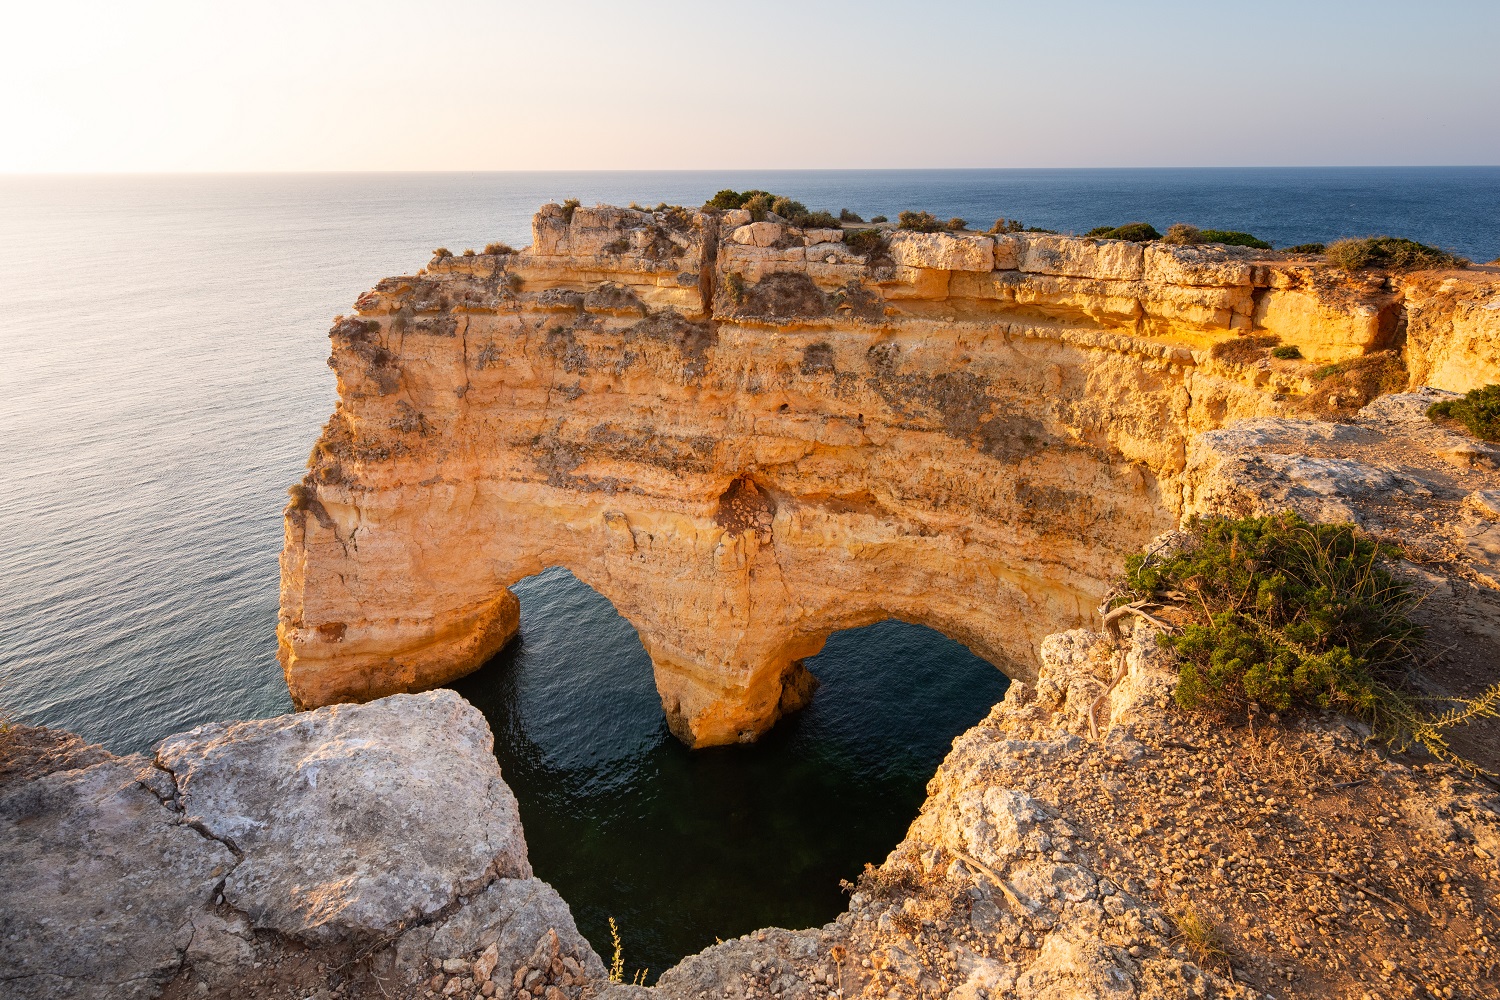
[450,566,1011,980]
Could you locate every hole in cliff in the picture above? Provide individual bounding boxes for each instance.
[452,568,1009,980]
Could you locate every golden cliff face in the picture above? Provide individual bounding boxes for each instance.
[278,204,1498,746]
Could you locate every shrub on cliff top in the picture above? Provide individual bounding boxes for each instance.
[560,199,581,222]
[1086,222,1162,242]
[1118,513,1500,766]
[1284,243,1326,254]
[1199,229,1273,250]
[838,208,864,223]
[431,247,452,259]
[897,210,947,233]
[870,215,888,223]
[988,218,1026,234]
[483,242,514,256]
[1326,236,1467,272]
[1163,224,1203,245]
[1427,384,1500,442]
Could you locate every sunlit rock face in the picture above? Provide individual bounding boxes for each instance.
[277,204,1491,747]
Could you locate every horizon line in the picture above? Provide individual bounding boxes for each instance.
[5,164,1500,178]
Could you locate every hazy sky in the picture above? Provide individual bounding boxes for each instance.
[5,0,1497,172]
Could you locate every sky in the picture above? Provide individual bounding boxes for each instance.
[3,0,1497,172]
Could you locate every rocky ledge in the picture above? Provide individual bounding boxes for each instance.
[0,691,603,1000]
[6,628,1498,1000]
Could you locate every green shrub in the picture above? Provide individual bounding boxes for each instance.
[870,215,888,224]
[1325,236,1467,272]
[1284,243,1326,254]
[1199,229,1273,250]
[1270,345,1303,360]
[1293,351,1407,414]
[1163,223,1203,245]
[432,247,452,258]
[897,210,947,233]
[561,198,581,223]
[1120,513,1500,766]
[988,218,1025,234]
[946,217,968,232]
[1427,384,1500,441]
[705,189,755,210]
[843,229,887,259]
[839,208,864,223]
[483,242,514,256]
[1088,222,1161,242]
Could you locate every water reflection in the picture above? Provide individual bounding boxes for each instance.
[452,567,1010,977]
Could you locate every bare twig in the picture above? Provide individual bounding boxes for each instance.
[952,849,1027,912]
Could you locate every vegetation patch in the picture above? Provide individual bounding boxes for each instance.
[431,247,452,259]
[1427,384,1500,441]
[703,189,839,227]
[1210,334,1279,366]
[843,228,888,262]
[560,198,581,223]
[1118,513,1500,767]
[838,208,864,223]
[896,210,950,233]
[1086,222,1161,242]
[1270,345,1303,360]
[1293,351,1407,415]
[1199,229,1272,250]
[1283,243,1326,254]
[482,242,513,255]
[1325,236,1467,272]
[1162,224,1202,245]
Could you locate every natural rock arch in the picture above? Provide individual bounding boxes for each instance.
[279,202,1491,746]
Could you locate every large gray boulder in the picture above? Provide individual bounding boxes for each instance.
[156,690,531,944]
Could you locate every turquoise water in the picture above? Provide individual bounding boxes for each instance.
[2,168,1496,968]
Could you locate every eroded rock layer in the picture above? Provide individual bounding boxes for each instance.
[278,204,1499,745]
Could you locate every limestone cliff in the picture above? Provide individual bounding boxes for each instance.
[278,203,1500,746]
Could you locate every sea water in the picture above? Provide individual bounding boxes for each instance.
[3,168,1496,970]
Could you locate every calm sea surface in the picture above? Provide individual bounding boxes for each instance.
[3,168,1497,971]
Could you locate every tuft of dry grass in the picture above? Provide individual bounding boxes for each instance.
[1171,903,1234,973]
[1210,334,1279,366]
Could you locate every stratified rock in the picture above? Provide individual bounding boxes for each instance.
[279,201,1500,747]
[155,690,530,945]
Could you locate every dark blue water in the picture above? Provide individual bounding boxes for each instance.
[2,168,1496,969]
[452,568,1008,976]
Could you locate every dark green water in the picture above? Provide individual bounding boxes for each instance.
[452,567,1010,978]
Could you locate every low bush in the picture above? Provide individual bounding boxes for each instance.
[1119,513,1500,766]
[1295,351,1407,414]
[1210,334,1279,365]
[705,189,752,210]
[432,247,453,258]
[988,218,1025,234]
[1199,229,1273,250]
[843,228,887,260]
[1163,223,1203,245]
[1283,243,1326,254]
[461,248,476,256]
[946,217,968,232]
[870,215,888,223]
[1087,222,1162,242]
[560,199,581,222]
[1427,384,1500,441]
[897,210,947,233]
[1325,236,1467,272]
[704,190,839,228]
[483,242,514,256]
[839,208,864,223]
[1271,345,1303,360]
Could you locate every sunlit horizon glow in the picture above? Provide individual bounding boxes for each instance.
[4,0,1498,173]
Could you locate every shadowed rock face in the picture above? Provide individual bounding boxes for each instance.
[277,204,1499,747]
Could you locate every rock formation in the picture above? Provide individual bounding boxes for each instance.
[278,203,1500,746]
[0,691,603,1000]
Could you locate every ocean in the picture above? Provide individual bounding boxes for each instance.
[3,167,1497,971]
